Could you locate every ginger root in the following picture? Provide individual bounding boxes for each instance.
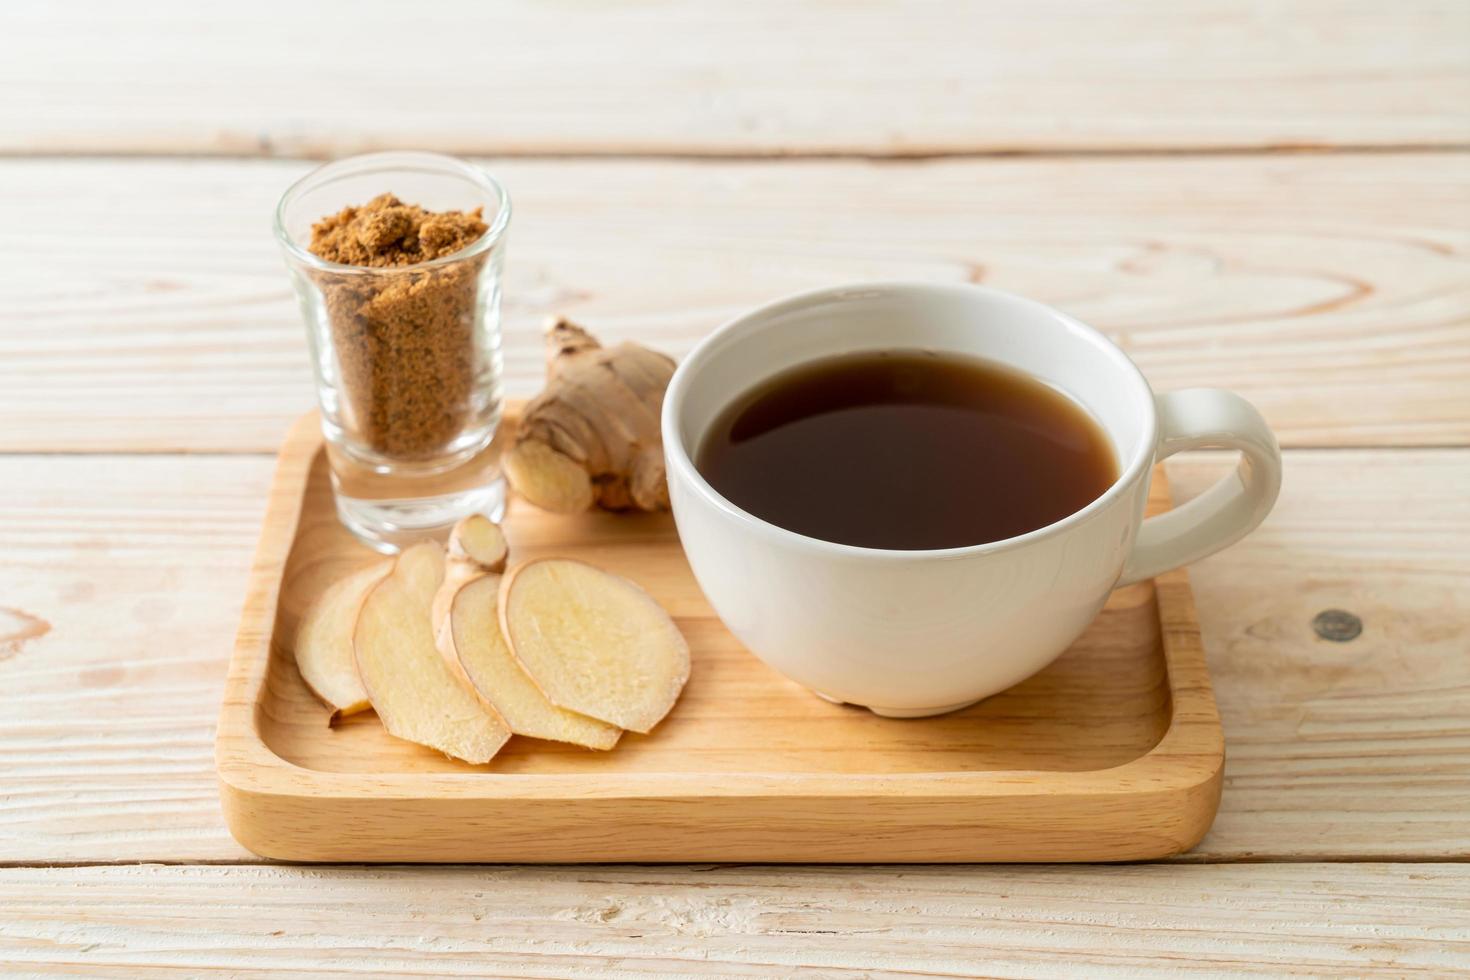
[503,318,675,513]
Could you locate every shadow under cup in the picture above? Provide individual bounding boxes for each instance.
[662,283,1161,716]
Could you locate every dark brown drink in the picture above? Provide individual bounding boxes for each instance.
[696,350,1117,550]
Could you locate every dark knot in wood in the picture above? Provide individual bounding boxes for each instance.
[1312,609,1362,643]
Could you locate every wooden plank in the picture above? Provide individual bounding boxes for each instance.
[0,456,271,863]
[0,450,1466,863]
[1173,449,1470,861]
[2,0,1467,156]
[2,864,1468,976]
[2,154,1467,453]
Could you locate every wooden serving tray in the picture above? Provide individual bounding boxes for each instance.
[218,410,1224,862]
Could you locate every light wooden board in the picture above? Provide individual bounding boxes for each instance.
[0,449,1465,863]
[3,863,1468,977]
[2,0,1467,157]
[1171,448,1470,861]
[0,454,273,863]
[3,154,1468,453]
[216,415,1219,863]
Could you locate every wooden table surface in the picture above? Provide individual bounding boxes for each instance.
[2,1,1467,974]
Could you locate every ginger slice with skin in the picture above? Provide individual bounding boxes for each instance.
[446,575,622,750]
[355,540,510,764]
[429,513,508,633]
[431,516,619,750]
[499,558,690,733]
[293,560,391,723]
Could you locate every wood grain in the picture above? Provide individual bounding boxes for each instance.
[214,414,1220,863]
[3,0,1467,157]
[1173,448,1470,861]
[3,863,1468,976]
[0,454,272,863]
[0,449,1465,863]
[2,154,1467,453]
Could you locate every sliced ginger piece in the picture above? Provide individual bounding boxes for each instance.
[354,540,510,764]
[429,516,618,750]
[429,514,508,632]
[447,574,621,749]
[293,560,391,721]
[449,512,508,570]
[500,558,690,733]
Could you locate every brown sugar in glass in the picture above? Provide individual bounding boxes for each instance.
[275,153,511,551]
[308,192,488,460]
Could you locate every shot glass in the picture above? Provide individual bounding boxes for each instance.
[275,151,511,551]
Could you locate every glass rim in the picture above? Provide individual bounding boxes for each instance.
[272,151,512,276]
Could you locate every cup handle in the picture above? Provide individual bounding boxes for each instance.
[1117,388,1282,588]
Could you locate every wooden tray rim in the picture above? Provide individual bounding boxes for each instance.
[217,412,1224,806]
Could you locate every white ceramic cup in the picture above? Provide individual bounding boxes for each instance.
[663,282,1282,717]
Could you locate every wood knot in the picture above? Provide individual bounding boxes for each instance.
[1312,609,1362,643]
[0,606,51,660]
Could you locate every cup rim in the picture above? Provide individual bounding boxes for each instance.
[661,281,1159,562]
[272,151,512,275]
